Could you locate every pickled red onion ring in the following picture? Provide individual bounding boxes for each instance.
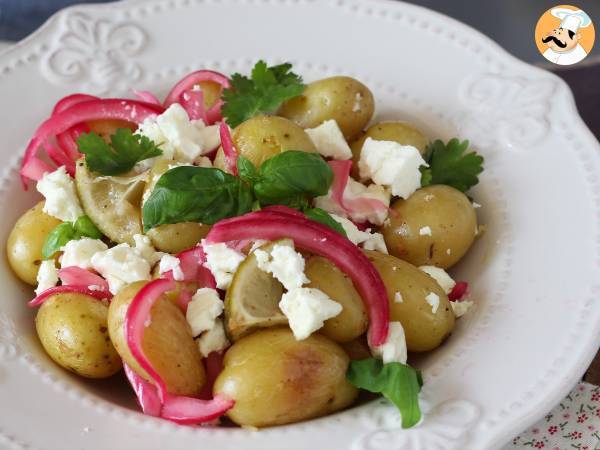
[123,363,162,417]
[219,122,238,175]
[448,281,470,302]
[132,89,161,106]
[29,285,111,307]
[58,266,110,293]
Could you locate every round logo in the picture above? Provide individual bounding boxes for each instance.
[534,5,595,65]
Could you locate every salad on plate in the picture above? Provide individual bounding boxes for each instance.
[6,60,484,428]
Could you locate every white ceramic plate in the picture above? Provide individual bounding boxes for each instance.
[0,1,599,449]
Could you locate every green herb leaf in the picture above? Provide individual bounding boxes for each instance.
[420,139,484,192]
[252,151,333,206]
[142,166,254,231]
[222,60,305,127]
[41,215,104,259]
[77,128,162,176]
[347,358,423,429]
[237,155,260,185]
[304,208,347,237]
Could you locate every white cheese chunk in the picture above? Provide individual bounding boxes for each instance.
[36,166,84,222]
[370,321,407,364]
[133,234,164,266]
[158,254,184,281]
[394,292,404,303]
[419,266,456,294]
[35,260,58,295]
[330,214,388,254]
[419,226,432,236]
[305,120,352,160]
[425,292,440,314]
[358,138,427,199]
[196,124,220,152]
[451,300,473,318]
[253,242,309,290]
[279,287,342,340]
[314,178,390,225]
[186,287,223,337]
[136,104,213,163]
[91,244,151,294]
[196,318,230,357]
[202,242,245,289]
[60,238,109,270]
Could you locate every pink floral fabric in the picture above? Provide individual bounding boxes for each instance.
[506,382,600,450]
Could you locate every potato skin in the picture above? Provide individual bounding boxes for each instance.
[214,115,316,170]
[365,250,455,352]
[213,328,357,427]
[305,256,368,343]
[279,76,374,140]
[7,201,61,285]
[382,185,477,269]
[350,122,428,178]
[108,281,205,396]
[35,293,122,378]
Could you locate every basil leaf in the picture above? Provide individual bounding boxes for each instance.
[142,166,254,231]
[304,208,347,237]
[347,358,423,429]
[253,151,332,205]
[41,215,104,259]
[237,156,260,185]
[42,223,77,259]
[73,215,102,239]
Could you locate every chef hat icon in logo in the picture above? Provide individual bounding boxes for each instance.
[535,5,595,65]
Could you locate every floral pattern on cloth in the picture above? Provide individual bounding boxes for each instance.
[505,382,600,450]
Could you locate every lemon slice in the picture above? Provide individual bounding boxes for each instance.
[75,158,146,245]
[224,240,290,341]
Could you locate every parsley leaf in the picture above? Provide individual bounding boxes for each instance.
[420,138,484,192]
[77,128,162,176]
[347,358,423,429]
[222,60,305,127]
[42,215,103,259]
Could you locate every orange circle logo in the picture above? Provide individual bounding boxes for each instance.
[535,5,595,65]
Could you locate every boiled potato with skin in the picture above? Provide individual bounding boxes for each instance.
[213,115,316,170]
[35,293,122,378]
[143,159,210,252]
[108,281,205,396]
[86,119,136,141]
[382,185,477,268]
[349,122,428,178]
[341,337,371,360]
[279,76,374,140]
[195,80,222,110]
[305,256,368,343]
[7,201,61,285]
[365,250,454,352]
[214,328,357,427]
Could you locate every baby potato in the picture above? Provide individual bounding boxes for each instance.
[214,115,316,169]
[382,185,478,268]
[195,80,222,110]
[350,122,428,178]
[341,337,371,360]
[213,328,357,427]
[7,201,61,285]
[365,250,455,352]
[108,281,205,396]
[305,256,368,343]
[279,76,374,140]
[35,292,122,378]
[147,223,210,254]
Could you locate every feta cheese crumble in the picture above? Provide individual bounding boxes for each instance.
[186,288,223,337]
[451,300,474,318]
[330,214,388,254]
[91,244,151,294]
[472,202,482,209]
[196,318,230,357]
[158,254,184,281]
[254,243,309,290]
[36,166,84,222]
[202,242,245,289]
[358,138,427,199]
[133,234,163,266]
[279,287,342,340]
[419,226,432,236]
[305,120,352,160]
[35,260,58,295]
[136,104,214,163]
[60,238,109,270]
[314,178,390,225]
[425,292,440,314]
[370,321,407,364]
[419,266,456,294]
[394,292,404,303]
